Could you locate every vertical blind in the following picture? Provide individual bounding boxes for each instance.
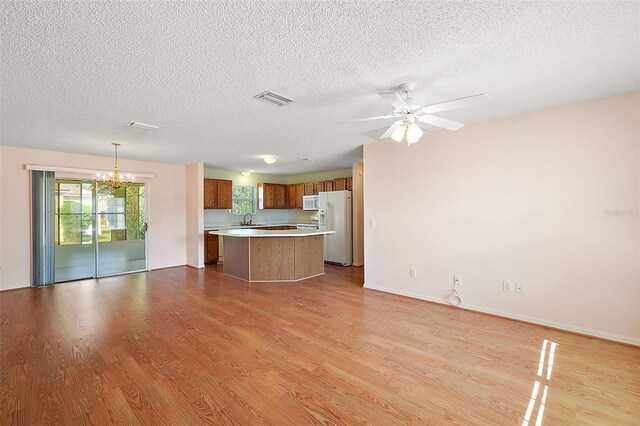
[31,170,55,286]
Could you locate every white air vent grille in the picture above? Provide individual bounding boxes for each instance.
[253,91,294,107]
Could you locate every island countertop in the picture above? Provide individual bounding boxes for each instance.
[208,229,334,238]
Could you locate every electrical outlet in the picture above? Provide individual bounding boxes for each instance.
[454,275,461,286]
[503,281,513,292]
[369,219,376,228]
[515,282,524,294]
[410,268,417,278]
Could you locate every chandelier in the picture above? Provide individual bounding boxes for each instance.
[97,142,135,189]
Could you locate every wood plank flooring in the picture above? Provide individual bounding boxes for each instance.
[1,265,638,425]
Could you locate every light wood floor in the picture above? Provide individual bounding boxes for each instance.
[1,265,638,425]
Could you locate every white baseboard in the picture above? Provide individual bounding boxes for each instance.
[363,283,640,347]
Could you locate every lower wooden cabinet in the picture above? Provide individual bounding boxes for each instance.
[205,233,219,265]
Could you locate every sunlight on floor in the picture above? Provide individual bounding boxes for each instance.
[523,339,557,426]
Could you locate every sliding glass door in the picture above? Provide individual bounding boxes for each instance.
[53,179,147,282]
[96,183,146,276]
[54,180,97,282]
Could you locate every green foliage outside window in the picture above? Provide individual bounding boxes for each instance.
[56,181,145,245]
[229,185,255,215]
[59,201,93,244]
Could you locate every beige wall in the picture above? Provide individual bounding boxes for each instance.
[352,162,364,266]
[0,146,188,290]
[186,163,204,268]
[364,92,640,344]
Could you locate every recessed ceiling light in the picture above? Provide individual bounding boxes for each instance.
[127,121,160,130]
[241,170,252,176]
[264,155,277,164]
[302,158,317,162]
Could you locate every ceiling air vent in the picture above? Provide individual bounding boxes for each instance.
[253,90,294,107]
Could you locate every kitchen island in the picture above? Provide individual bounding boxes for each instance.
[208,228,335,282]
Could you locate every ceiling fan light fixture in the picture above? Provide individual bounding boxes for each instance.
[391,125,406,142]
[406,123,423,144]
[263,155,277,164]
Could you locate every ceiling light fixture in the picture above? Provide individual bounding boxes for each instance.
[263,155,277,164]
[97,142,135,189]
[302,158,317,162]
[127,121,160,130]
[391,117,424,145]
[241,170,252,176]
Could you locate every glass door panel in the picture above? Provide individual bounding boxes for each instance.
[54,180,96,282]
[97,183,146,276]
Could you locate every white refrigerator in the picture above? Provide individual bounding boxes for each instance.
[318,190,352,266]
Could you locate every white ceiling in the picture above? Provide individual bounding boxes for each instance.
[1,1,639,175]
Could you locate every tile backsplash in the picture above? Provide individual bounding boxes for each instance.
[203,209,316,228]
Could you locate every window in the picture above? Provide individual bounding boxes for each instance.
[54,180,145,245]
[229,185,255,215]
[97,183,145,242]
[55,181,94,245]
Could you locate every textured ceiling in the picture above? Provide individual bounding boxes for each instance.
[1,1,639,175]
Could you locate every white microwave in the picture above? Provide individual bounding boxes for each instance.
[302,195,319,210]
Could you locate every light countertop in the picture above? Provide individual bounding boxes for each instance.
[204,223,316,231]
[209,229,334,238]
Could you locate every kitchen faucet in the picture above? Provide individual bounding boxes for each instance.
[242,213,253,226]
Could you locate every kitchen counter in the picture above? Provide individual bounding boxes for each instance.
[208,229,331,237]
[211,229,333,282]
[204,223,317,231]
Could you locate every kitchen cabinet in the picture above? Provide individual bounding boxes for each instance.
[204,178,233,209]
[346,177,353,191]
[333,177,347,191]
[303,182,315,195]
[204,233,219,265]
[314,182,324,194]
[258,183,287,209]
[287,183,304,209]
[323,180,334,192]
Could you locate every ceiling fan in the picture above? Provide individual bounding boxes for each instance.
[339,83,491,144]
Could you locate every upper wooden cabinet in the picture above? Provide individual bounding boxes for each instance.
[287,183,304,209]
[204,178,233,209]
[314,182,324,194]
[323,180,334,192]
[333,177,347,191]
[303,182,315,195]
[258,183,287,209]
[346,176,353,191]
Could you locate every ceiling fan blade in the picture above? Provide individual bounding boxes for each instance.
[417,93,491,114]
[378,92,410,109]
[379,120,404,140]
[337,114,397,124]
[418,114,465,131]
